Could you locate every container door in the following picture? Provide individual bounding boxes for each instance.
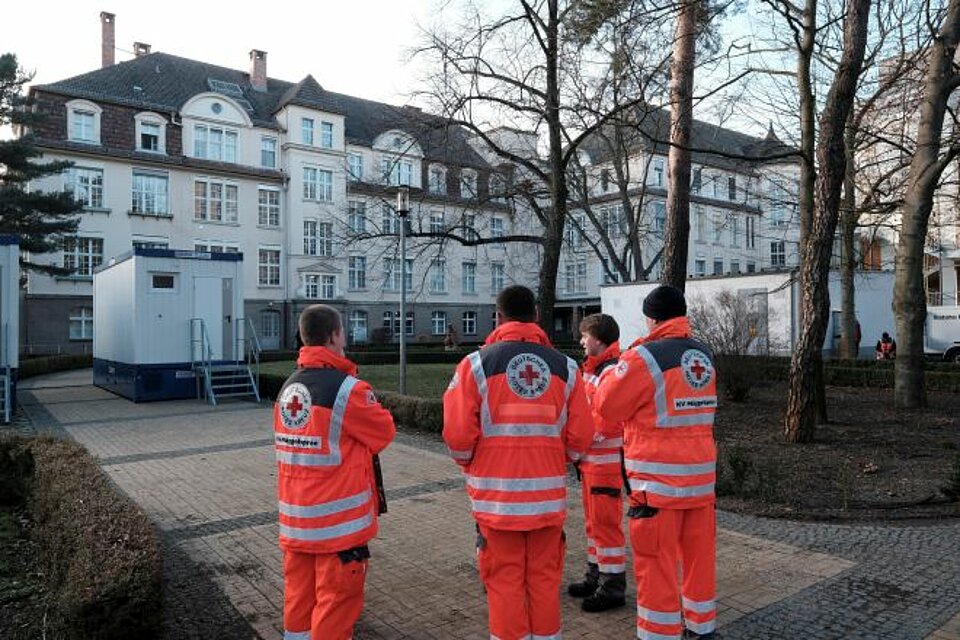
[194,277,223,360]
[222,278,233,361]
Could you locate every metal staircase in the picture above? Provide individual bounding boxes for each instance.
[1,323,10,424]
[190,317,261,406]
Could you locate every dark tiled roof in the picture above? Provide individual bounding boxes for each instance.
[580,107,797,171]
[34,52,487,167]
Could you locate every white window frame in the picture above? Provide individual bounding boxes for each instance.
[193,124,238,163]
[491,261,505,292]
[135,113,166,154]
[430,210,445,234]
[302,117,314,145]
[462,261,477,294]
[347,153,363,181]
[432,311,447,336]
[348,310,368,343]
[65,167,104,209]
[66,100,101,144]
[258,247,281,287]
[462,311,477,336]
[348,256,367,289]
[63,236,104,277]
[460,169,477,199]
[258,187,280,227]
[69,306,94,340]
[429,258,447,293]
[382,204,400,235]
[429,164,447,195]
[651,158,665,187]
[384,258,413,292]
[694,259,706,277]
[713,258,724,276]
[491,216,505,244]
[381,157,414,187]
[132,171,169,216]
[194,178,238,223]
[320,121,334,148]
[349,201,368,234]
[261,136,277,168]
[771,241,786,268]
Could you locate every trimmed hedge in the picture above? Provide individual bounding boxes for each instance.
[24,436,162,639]
[19,353,94,379]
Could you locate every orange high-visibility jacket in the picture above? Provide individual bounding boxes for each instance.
[594,317,717,510]
[580,341,624,475]
[443,322,594,531]
[274,346,396,554]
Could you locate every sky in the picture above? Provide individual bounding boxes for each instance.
[5,0,439,105]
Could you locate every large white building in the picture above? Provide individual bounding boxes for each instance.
[20,12,806,354]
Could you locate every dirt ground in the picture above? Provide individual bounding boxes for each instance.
[714,381,960,521]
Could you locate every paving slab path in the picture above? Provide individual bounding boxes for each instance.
[10,369,960,640]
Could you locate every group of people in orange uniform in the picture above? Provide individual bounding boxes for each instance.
[272,283,718,640]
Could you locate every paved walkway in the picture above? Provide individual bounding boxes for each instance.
[11,369,960,639]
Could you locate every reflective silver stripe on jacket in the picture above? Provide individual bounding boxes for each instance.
[279,489,371,518]
[448,447,473,461]
[596,545,626,556]
[628,479,715,498]
[682,596,716,614]
[598,562,626,572]
[467,475,566,491]
[484,423,559,437]
[554,357,579,433]
[633,345,714,429]
[581,453,621,465]
[468,351,494,433]
[279,512,373,541]
[276,376,358,466]
[637,605,682,625]
[471,498,566,516]
[624,459,716,477]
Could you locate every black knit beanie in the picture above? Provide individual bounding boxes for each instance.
[642,285,687,321]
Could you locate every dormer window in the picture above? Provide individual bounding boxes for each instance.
[66,100,102,145]
[135,113,166,154]
[460,169,477,199]
[429,164,447,195]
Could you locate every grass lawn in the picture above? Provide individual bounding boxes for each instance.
[260,361,457,399]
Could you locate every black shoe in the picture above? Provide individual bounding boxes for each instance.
[581,573,626,612]
[567,562,599,598]
[683,631,717,639]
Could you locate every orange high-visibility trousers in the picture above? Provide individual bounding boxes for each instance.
[477,524,565,640]
[283,549,367,640]
[629,505,716,639]
[580,471,627,574]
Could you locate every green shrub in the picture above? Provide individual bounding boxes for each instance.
[714,355,754,402]
[27,437,162,639]
[377,391,444,433]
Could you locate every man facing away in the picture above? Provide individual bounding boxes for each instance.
[594,285,718,640]
[568,313,628,612]
[273,304,396,639]
[443,285,594,640]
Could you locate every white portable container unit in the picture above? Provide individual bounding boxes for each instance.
[601,270,897,359]
[925,306,960,362]
[0,235,19,421]
[93,248,245,401]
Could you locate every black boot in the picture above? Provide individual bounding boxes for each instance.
[567,562,599,597]
[582,572,626,612]
[683,631,717,640]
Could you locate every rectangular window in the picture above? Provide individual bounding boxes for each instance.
[261,137,277,168]
[151,273,176,290]
[63,237,103,277]
[771,241,786,267]
[432,311,447,336]
[730,215,740,247]
[463,214,478,240]
[304,220,318,256]
[303,167,318,200]
[132,238,168,249]
[692,167,702,194]
[347,153,363,181]
[491,217,505,244]
[730,260,740,275]
[140,122,160,152]
[348,256,367,289]
[320,121,334,148]
[348,311,368,343]
[430,210,445,234]
[429,166,446,194]
[305,274,320,299]
[132,172,169,215]
[349,201,367,234]
[460,171,477,198]
[258,248,281,286]
[69,306,94,340]
[564,262,587,294]
[695,259,706,277]
[193,179,237,222]
[66,167,103,209]
[384,258,413,291]
[193,125,238,162]
[302,118,314,145]
[601,258,620,285]
[258,188,280,226]
[304,274,337,299]
[462,311,477,336]
[71,110,96,142]
[653,202,666,234]
[600,169,610,191]
[321,275,336,299]
[602,205,624,238]
[728,176,737,201]
[713,215,723,244]
[713,258,724,275]
[382,157,414,186]
[382,204,400,235]
[317,169,333,201]
[565,215,585,248]
[746,216,757,249]
[462,261,477,294]
[491,262,505,292]
[696,207,705,242]
[429,258,447,293]
[652,158,664,187]
[747,261,756,273]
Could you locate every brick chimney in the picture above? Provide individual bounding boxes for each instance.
[249,49,267,92]
[101,12,116,68]
[134,42,151,57]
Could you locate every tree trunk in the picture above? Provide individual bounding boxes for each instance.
[785,0,871,443]
[661,0,697,291]
[539,0,565,338]
[839,118,859,359]
[894,0,960,408]
[797,0,817,272]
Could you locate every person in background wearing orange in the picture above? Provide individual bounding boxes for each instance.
[443,285,594,640]
[274,304,396,640]
[568,313,628,612]
[595,285,718,640]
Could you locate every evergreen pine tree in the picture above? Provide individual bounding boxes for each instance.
[0,53,80,274]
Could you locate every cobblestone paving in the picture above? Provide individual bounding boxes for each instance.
[8,369,960,639]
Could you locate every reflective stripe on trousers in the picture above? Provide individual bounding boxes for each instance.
[628,479,714,498]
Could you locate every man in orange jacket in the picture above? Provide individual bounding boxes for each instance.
[568,313,627,612]
[443,285,594,640]
[594,285,718,640]
[274,304,396,640]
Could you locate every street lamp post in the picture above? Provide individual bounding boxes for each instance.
[397,186,410,395]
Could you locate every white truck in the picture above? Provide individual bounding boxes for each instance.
[925,306,960,363]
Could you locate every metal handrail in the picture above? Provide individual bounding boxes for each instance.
[190,318,214,403]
